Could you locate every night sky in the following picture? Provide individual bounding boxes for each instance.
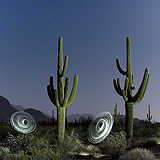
[0,0,160,122]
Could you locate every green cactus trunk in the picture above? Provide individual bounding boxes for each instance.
[147,105,152,123]
[113,37,150,140]
[65,108,67,123]
[125,102,134,139]
[114,103,120,125]
[57,107,66,144]
[47,37,78,144]
[52,109,54,123]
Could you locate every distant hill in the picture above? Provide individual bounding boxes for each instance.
[0,95,145,124]
[11,104,26,111]
[118,115,141,124]
[66,114,141,124]
[67,113,95,122]
[0,95,51,122]
[11,104,52,120]
[0,96,18,121]
[24,108,51,122]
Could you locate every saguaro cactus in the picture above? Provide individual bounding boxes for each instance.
[113,37,150,139]
[114,103,120,124]
[65,108,67,123]
[47,37,78,144]
[147,105,152,123]
[51,109,55,123]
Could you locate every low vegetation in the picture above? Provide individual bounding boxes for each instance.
[118,148,158,160]
[0,117,160,160]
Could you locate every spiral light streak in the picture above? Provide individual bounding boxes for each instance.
[87,112,114,144]
[10,111,36,134]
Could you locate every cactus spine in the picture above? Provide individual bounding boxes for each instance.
[114,103,120,124]
[47,37,78,144]
[147,105,152,123]
[113,37,150,139]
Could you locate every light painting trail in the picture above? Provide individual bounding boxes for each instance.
[10,111,36,134]
[87,111,114,144]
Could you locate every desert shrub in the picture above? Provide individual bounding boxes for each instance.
[112,122,125,133]
[141,137,158,148]
[132,137,158,149]
[133,129,142,137]
[133,122,160,139]
[98,131,131,159]
[2,132,21,153]
[118,148,158,160]
[155,127,160,138]
[34,125,57,138]
[1,129,85,160]
[0,146,11,159]
[132,139,144,148]
[58,129,86,156]
[85,145,102,157]
[78,116,93,126]
[0,123,17,140]
[73,125,88,144]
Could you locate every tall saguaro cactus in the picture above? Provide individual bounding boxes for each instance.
[47,37,78,144]
[65,108,67,123]
[52,109,55,123]
[114,103,120,124]
[147,105,152,123]
[113,37,150,139]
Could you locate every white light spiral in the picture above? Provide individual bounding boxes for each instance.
[10,111,36,134]
[87,112,114,144]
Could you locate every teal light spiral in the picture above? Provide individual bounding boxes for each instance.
[87,112,114,144]
[10,111,36,134]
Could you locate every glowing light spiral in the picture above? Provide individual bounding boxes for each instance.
[10,111,36,134]
[87,112,114,144]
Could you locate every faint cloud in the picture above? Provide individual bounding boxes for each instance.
[47,14,52,20]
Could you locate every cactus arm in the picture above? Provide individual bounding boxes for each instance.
[118,113,120,119]
[58,78,64,104]
[122,90,128,101]
[47,76,56,105]
[121,77,128,100]
[117,78,122,93]
[147,114,152,120]
[61,56,68,77]
[147,114,152,121]
[113,78,123,96]
[132,68,150,104]
[54,89,60,107]
[124,78,129,95]
[113,103,120,124]
[47,85,56,105]
[130,74,136,90]
[62,77,69,107]
[132,74,134,83]
[49,76,55,98]
[67,74,78,106]
[113,78,128,101]
[116,59,127,75]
